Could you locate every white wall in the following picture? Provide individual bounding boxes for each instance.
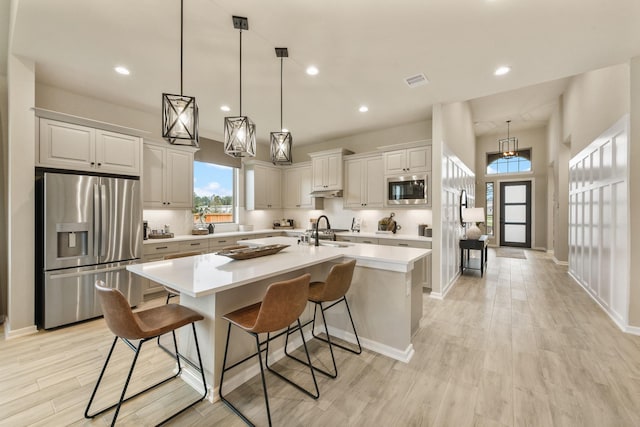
[292,120,431,160]
[0,74,7,322]
[547,101,570,262]
[6,52,36,336]
[628,56,640,327]
[563,63,630,156]
[431,102,476,297]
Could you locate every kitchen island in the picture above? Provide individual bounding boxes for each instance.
[127,236,429,398]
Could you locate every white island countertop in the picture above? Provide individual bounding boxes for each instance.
[128,237,430,298]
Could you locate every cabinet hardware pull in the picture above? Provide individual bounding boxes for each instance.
[190,243,200,246]
[90,162,95,166]
[398,243,409,246]
[156,246,168,249]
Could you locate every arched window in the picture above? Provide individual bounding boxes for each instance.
[486,149,531,175]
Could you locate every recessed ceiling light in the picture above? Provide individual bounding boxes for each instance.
[359,106,369,113]
[220,105,231,112]
[114,66,130,75]
[306,66,319,76]
[494,66,511,76]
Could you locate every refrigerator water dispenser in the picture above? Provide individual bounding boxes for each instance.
[56,222,89,258]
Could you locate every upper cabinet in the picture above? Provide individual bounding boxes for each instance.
[383,145,431,175]
[143,142,195,209]
[245,161,282,210]
[309,148,353,191]
[282,163,324,209]
[38,118,142,176]
[344,154,384,209]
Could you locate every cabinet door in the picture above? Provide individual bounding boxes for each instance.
[325,153,342,190]
[266,167,282,209]
[165,149,193,208]
[39,119,95,170]
[365,156,384,207]
[95,130,141,176]
[298,166,313,208]
[143,144,166,208]
[311,156,327,190]
[282,168,300,208]
[384,150,406,174]
[406,146,430,172]
[344,158,364,208]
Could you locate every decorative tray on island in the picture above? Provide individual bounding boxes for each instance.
[215,244,289,260]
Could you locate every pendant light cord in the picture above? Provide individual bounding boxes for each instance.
[239,29,243,116]
[180,0,184,96]
[280,57,283,131]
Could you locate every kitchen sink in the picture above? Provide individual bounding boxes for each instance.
[318,241,353,248]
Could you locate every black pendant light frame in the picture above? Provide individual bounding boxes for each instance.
[499,120,518,159]
[270,47,293,165]
[162,0,199,147]
[224,16,256,158]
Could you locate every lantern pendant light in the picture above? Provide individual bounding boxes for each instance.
[162,0,199,147]
[224,16,256,158]
[270,47,293,165]
[499,120,518,159]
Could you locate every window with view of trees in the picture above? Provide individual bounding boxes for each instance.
[486,182,494,236]
[193,161,236,224]
[486,148,532,175]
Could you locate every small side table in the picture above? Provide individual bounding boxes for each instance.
[459,235,489,277]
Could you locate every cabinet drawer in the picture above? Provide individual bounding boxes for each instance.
[336,236,357,243]
[180,239,209,253]
[379,239,431,249]
[143,241,181,256]
[357,237,379,245]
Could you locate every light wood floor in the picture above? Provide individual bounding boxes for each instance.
[3,249,640,426]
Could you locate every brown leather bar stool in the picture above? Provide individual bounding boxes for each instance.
[285,259,361,378]
[219,273,319,427]
[85,281,207,426]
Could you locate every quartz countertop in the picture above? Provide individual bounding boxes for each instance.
[143,228,431,244]
[129,236,430,298]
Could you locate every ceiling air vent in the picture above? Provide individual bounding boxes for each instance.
[404,73,429,88]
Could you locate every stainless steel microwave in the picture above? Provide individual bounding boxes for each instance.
[385,173,429,206]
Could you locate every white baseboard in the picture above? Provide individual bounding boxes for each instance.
[552,256,568,266]
[4,321,38,340]
[428,292,443,300]
[324,325,415,363]
[568,272,636,336]
[546,249,554,255]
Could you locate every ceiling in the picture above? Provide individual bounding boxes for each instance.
[6,0,640,145]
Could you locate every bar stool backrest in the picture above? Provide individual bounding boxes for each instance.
[95,280,145,340]
[319,259,357,302]
[251,273,311,334]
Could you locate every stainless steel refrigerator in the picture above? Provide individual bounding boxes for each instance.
[35,171,143,329]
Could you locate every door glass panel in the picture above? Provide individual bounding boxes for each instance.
[505,205,526,223]
[504,224,526,243]
[504,185,526,203]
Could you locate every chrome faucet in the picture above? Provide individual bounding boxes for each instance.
[314,215,331,246]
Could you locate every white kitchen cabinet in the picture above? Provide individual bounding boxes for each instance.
[143,142,195,209]
[38,118,141,176]
[283,163,323,209]
[309,148,352,191]
[245,161,282,210]
[384,145,431,174]
[344,154,384,208]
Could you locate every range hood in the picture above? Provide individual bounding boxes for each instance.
[310,189,343,198]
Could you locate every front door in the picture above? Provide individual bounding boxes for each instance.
[499,181,531,248]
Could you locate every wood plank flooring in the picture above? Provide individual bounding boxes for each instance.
[2,249,640,426]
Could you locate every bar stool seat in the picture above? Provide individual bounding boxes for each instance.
[285,259,361,379]
[85,281,207,426]
[219,273,319,427]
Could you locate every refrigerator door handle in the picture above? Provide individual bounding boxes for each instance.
[93,183,100,256]
[46,264,131,279]
[100,184,107,257]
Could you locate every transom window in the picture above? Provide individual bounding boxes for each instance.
[486,148,532,175]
